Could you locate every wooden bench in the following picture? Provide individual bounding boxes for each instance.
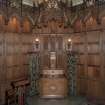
[5,79,29,105]
[11,79,29,89]
[5,89,17,105]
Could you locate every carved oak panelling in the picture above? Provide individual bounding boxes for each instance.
[87,32,100,43]
[72,35,84,44]
[87,80,105,99]
[88,44,100,54]
[77,55,85,65]
[87,55,101,66]
[76,79,88,96]
[87,66,100,79]
[6,55,20,67]
[5,33,19,44]
[21,34,33,44]
[77,65,86,78]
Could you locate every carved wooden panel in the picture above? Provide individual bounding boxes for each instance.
[77,65,86,78]
[43,36,49,51]
[87,80,104,99]
[76,79,88,96]
[7,17,21,33]
[87,55,101,66]
[87,66,100,79]
[87,32,100,43]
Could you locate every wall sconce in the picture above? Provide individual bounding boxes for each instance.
[33,38,40,52]
[35,38,39,42]
[66,38,72,51]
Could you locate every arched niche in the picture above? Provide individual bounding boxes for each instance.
[0,12,5,30]
[86,16,97,30]
[74,19,83,32]
[101,16,105,28]
[7,16,21,33]
[22,17,32,33]
[0,14,5,25]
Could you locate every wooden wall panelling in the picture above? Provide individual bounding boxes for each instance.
[57,36,62,50]
[50,36,56,51]
[42,36,49,51]
[87,66,100,79]
[0,32,7,105]
[56,24,64,33]
[21,64,29,78]
[21,54,29,66]
[72,34,84,44]
[96,31,104,99]
[7,17,21,33]
[83,32,88,96]
[77,54,85,65]
[86,31,105,99]
[87,80,102,98]
[77,65,86,78]
[34,27,43,34]
[103,30,105,99]
[21,34,33,45]
[103,31,105,77]
[101,17,105,28]
[76,78,88,96]
[87,55,101,66]
[100,30,105,99]
[6,66,20,82]
[0,15,5,30]
[72,33,88,96]
[21,34,32,54]
[5,33,20,82]
[23,18,31,33]
[41,24,50,33]
[87,31,100,43]
[87,31,97,98]
[56,52,64,69]
[74,20,83,32]
[72,33,85,54]
[0,32,3,104]
[20,34,33,78]
[41,36,50,68]
[88,43,100,54]
[86,17,98,31]
[73,30,105,100]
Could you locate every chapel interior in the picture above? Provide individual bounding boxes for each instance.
[0,0,105,105]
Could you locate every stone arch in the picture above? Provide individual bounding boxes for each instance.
[74,19,83,32]
[8,14,21,32]
[0,11,5,26]
[101,16,105,28]
[85,16,97,30]
[23,13,34,25]
[9,13,21,22]
[22,16,33,33]
[26,15,34,26]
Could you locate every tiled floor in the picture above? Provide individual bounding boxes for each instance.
[26,96,88,105]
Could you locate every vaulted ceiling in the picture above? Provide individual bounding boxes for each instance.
[0,0,105,30]
[2,0,85,8]
[22,0,84,6]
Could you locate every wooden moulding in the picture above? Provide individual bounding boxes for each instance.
[87,55,101,66]
[39,78,68,98]
[87,80,105,100]
[76,78,88,96]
